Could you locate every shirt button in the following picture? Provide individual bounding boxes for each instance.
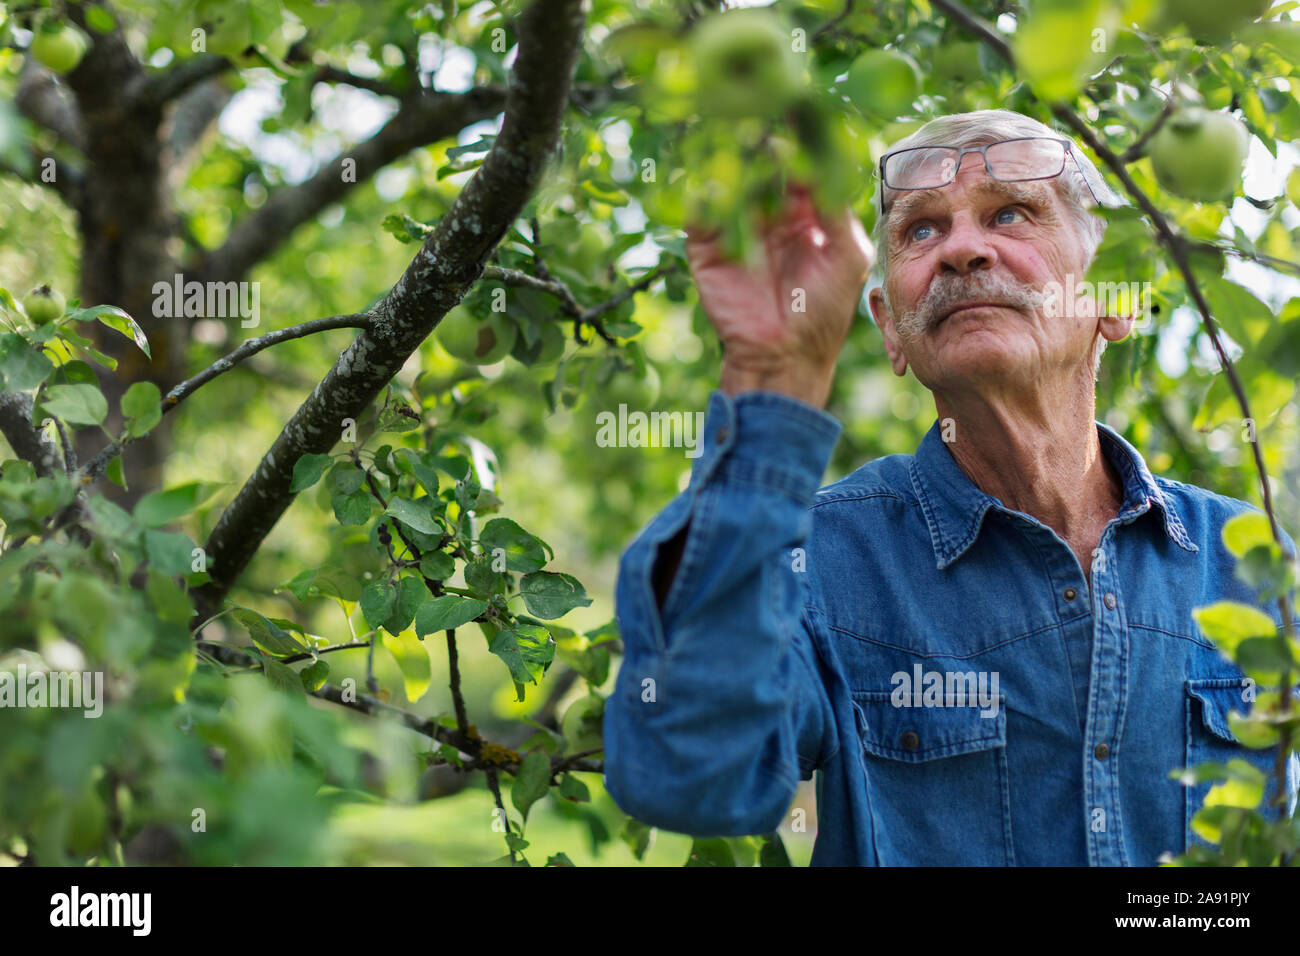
[1063,587,1077,601]
[901,731,920,751]
[716,426,729,445]
[1094,743,1110,759]
[1104,592,1117,610]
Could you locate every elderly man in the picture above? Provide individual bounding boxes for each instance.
[603,109,1298,865]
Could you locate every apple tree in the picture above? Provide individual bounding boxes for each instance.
[0,0,1297,867]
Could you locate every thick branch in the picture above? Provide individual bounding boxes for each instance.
[142,54,232,107]
[0,390,63,478]
[193,0,588,612]
[15,56,85,150]
[191,85,510,284]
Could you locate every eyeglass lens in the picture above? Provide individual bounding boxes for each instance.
[885,138,1067,189]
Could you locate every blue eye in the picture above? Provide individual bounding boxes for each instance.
[995,207,1024,225]
[909,222,934,241]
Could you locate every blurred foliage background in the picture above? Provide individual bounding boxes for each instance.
[0,0,1297,866]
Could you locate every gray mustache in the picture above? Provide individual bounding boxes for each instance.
[897,273,1046,336]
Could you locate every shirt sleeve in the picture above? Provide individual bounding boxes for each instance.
[603,389,843,837]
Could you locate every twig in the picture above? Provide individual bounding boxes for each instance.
[480,262,679,344]
[78,313,370,484]
[484,768,516,864]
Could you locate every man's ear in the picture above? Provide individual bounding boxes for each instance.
[1097,307,1135,345]
[869,285,908,377]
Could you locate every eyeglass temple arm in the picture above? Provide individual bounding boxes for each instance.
[1068,148,1101,206]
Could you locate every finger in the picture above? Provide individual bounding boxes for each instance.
[817,204,875,268]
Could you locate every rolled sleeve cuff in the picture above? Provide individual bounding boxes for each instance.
[690,389,843,501]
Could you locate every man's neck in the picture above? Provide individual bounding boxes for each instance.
[932,377,1124,580]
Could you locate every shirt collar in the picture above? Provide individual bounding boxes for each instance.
[908,418,1199,570]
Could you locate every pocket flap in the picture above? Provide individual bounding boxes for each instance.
[1185,678,1249,743]
[853,690,1006,763]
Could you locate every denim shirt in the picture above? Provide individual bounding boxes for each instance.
[604,390,1300,865]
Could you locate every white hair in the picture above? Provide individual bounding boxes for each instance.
[871,110,1125,379]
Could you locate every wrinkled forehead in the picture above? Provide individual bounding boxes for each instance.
[884,176,1057,233]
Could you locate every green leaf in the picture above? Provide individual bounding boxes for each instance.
[380,630,432,702]
[382,575,428,635]
[70,304,150,358]
[520,571,592,619]
[464,556,506,597]
[134,481,220,527]
[1202,277,1273,349]
[327,462,365,495]
[1235,635,1298,682]
[479,517,548,572]
[685,837,735,867]
[143,529,196,575]
[510,749,551,823]
[290,453,333,492]
[759,831,792,867]
[299,659,330,692]
[121,381,162,437]
[278,565,361,603]
[557,774,590,803]
[418,551,455,581]
[232,608,310,658]
[1193,601,1277,657]
[414,595,488,637]
[1204,759,1268,810]
[42,383,107,425]
[545,852,575,866]
[263,658,305,697]
[1227,710,1280,749]
[1222,511,1275,559]
[488,624,556,700]
[621,818,653,861]
[360,580,396,632]
[0,333,53,391]
[384,496,440,535]
[331,488,372,525]
[84,5,116,32]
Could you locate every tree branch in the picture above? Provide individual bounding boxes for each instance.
[480,262,679,344]
[193,0,588,613]
[78,313,371,485]
[190,85,511,285]
[15,56,85,150]
[194,638,601,774]
[141,54,232,107]
[0,390,63,478]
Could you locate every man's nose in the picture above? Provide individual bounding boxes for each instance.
[935,213,998,275]
[934,154,999,275]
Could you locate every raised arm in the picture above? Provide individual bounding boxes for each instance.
[603,186,874,836]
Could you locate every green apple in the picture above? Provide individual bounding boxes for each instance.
[66,779,107,855]
[689,8,803,119]
[931,41,983,85]
[22,285,66,324]
[561,693,605,755]
[840,49,922,120]
[437,305,516,365]
[1160,0,1271,40]
[1149,108,1249,202]
[31,24,88,74]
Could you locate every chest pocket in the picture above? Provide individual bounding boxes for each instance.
[853,690,1014,865]
[1184,678,1300,855]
